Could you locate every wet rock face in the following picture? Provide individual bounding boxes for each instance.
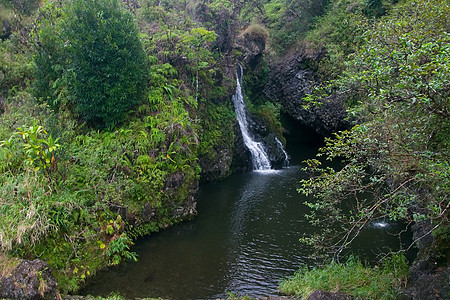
[199,119,252,181]
[231,120,253,173]
[141,202,157,222]
[263,133,288,169]
[112,171,199,229]
[402,220,450,300]
[245,113,287,169]
[0,259,58,300]
[164,171,198,220]
[200,147,233,182]
[265,51,349,135]
[164,171,186,193]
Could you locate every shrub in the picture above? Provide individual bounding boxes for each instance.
[33,0,148,129]
[244,23,269,45]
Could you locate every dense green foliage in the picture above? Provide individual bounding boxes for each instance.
[198,101,235,165]
[299,0,449,259]
[280,254,409,299]
[0,0,229,292]
[1,0,448,297]
[0,92,203,290]
[34,0,148,128]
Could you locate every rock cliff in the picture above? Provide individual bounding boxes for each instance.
[265,50,349,135]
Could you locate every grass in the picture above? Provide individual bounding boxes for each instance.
[279,254,409,299]
[0,253,21,277]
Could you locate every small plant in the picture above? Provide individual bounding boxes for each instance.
[72,265,91,280]
[106,234,137,266]
[104,215,124,236]
[226,292,255,300]
[16,120,60,173]
[0,121,60,174]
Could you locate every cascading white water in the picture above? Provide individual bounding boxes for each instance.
[275,137,290,168]
[232,65,271,170]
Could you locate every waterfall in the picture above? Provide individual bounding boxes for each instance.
[275,137,290,168]
[232,65,271,170]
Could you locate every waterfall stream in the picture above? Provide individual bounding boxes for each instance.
[275,137,290,168]
[232,65,271,170]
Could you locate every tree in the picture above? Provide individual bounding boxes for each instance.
[300,0,449,259]
[34,0,148,128]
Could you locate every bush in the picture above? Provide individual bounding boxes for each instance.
[33,0,148,129]
[244,23,269,45]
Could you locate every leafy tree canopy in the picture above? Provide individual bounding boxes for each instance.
[300,0,450,258]
[33,0,148,129]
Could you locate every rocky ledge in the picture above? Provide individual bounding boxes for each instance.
[0,259,59,300]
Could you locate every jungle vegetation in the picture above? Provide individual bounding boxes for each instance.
[0,0,448,297]
[280,0,449,297]
[299,0,449,259]
[0,0,234,291]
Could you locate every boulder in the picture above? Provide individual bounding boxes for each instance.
[0,259,58,300]
[405,265,449,299]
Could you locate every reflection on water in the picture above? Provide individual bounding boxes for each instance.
[222,168,311,298]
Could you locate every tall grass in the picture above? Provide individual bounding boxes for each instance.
[279,254,409,299]
[0,253,21,277]
[0,171,55,251]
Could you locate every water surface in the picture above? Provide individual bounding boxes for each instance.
[83,167,314,298]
